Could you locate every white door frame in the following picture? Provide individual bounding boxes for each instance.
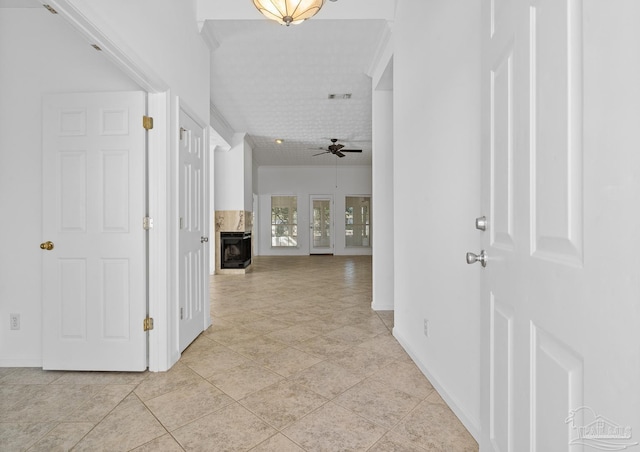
[49,0,176,371]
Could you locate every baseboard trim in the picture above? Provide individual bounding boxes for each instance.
[371,301,394,311]
[0,358,42,368]
[393,327,482,441]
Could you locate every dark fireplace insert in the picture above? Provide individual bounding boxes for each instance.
[220,232,251,269]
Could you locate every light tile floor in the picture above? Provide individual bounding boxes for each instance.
[0,256,478,451]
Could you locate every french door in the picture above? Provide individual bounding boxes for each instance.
[309,195,333,254]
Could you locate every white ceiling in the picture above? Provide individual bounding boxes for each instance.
[0,0,41,7]
[204,17,388,166]
[2,0,391,167]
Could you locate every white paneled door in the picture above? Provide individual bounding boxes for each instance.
[178,109,208,353]
[480,1,640,451]
[42,92,147,371]
[310,195,333,254]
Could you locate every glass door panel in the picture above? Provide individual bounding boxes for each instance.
[310,196,333,254]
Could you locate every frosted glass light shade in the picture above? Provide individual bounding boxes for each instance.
[253,0,325,26]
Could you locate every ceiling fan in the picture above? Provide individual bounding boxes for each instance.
[312,138,363,158]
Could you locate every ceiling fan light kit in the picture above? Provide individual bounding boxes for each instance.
[253,0,325,26]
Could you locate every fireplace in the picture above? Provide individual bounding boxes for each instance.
[220,232,252,269]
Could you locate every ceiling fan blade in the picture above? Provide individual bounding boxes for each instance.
[341,149,362,153]
[335,151,346,158]
[313,151,329,156]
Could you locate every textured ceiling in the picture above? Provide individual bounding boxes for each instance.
[0,0,41,7]
[205,19,387,166]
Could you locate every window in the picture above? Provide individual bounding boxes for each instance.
[345,196,370,247]
[271,196,298,247]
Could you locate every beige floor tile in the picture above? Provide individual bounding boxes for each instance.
[0,367,63,385]
[263,310,319,325]
[52,371,147,386]
[291,303,339,319]
[228,335,288,360]
[356,333,406,358]
[352,319,392,336]
[249,305,295,318]
[217,311,269,325]
[0,385,103,422]
[0,384,45,412]
[144,380,233,431]
[180,336,227,361]
[283,402,386,452]
[181,347,251,378]
[288,360,363,399]
[72,393,167,451]
[376,311,395,331]
[134,362,203,401]
[208,363,284,400]
[329,347,396,378]
[131,433,185,451]
[255,347,323,377]
[0,422,56,451]
[264,323,326,344]
[0,367,16,379]
[322,324,378,346]
[369,361,435,400]
[391,398,478,451]
[64,384,136,422]
[27,422,94,452]
[172,403,275,452]
[318,311,369,326]
[427,390,448,403]
[205,325,262,346]
[202,317,234,332]
[368,433,428,452]
[333,379,422,429]
[292,335,352,359]
[243,317,291,334]
[239,380,327,429]
[251,433,305,451]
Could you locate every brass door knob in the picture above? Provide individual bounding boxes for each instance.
[40,241,54,251]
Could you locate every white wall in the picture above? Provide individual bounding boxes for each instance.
[65,0,210,122]
[256,165,372,256]
[243,138,254,212]
[214,133,255,212]
[371,84,394,311]
[392,0,482,438]
[0,8,141,366]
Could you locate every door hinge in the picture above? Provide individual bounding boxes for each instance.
[143,116,154,130]
[143,216,154,230]
[143,317,154,332]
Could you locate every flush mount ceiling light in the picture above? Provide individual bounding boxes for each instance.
[253,0,325,26]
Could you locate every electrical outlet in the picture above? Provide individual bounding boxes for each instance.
[10,314,20,330]
[423,318,429,337]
